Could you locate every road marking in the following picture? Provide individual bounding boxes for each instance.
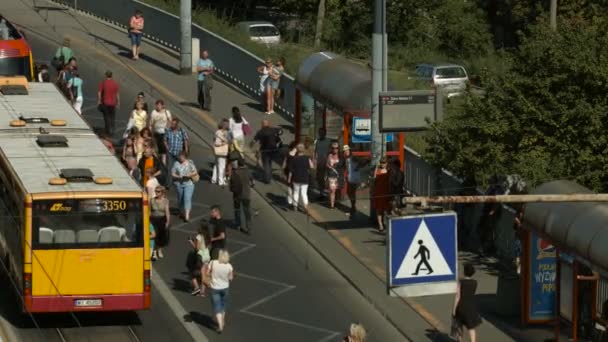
[151,267,210,342]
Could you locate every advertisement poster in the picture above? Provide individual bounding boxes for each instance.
[352,117,371,143]
[527,232,557,321]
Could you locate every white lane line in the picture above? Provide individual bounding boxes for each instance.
[236,272,341,339]
[151,266,209,342]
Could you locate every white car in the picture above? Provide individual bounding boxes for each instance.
[414,63,469,98]
[237,21,281,45]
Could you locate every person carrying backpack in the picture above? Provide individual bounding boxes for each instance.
[52,38,74,71]
[250,119,282,184]
[229,158,254,234]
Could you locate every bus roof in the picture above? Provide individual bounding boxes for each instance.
[0,133,141,193]
[0,83,90,131]
[0,82,142,194]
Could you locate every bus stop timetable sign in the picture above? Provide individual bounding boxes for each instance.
[379,90,443,132]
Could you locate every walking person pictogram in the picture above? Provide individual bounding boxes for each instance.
[412,240,434,275]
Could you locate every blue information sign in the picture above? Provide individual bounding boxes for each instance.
[527,231,556,321]
[352,117,371,143]
[388,212,458,295]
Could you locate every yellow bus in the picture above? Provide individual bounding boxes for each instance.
[0,79,150,312]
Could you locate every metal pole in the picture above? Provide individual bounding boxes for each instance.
[403,194,608,207]
[550,0,557,30]
[371,0,384,167]
[381,0,388,156]
[180,0,192,75]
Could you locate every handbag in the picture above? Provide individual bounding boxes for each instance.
[189,160,200,182]
[242,122,252,136]
[449,315,462,340]
[214,144,228,157]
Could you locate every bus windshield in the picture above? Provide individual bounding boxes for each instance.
[32,198,143,249]
[0,56,31,79]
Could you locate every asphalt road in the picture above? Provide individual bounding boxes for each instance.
[5,14,406,341]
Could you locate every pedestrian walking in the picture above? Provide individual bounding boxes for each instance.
[97,71,120,137]
[388,158,404,213]
[206,249,234,334]
[251,119,282,184]
[283,141,297,206]
[133,92,150,113]
[256,58,272,108]
[129,100,148,132]
[164,117,189,186]
[264,57,284,115]
[149,99,172,165]
[371,157,390,232]
[36,64,50,82]
[145,168,160,199]
[196,50,214,111]
[52,37,73,71]
[188,222,211,296]
[230,158,254,234]
[452,263,482,342]
[314,128,331,198]
[228,106,250,151]
[150,185,170,259]
[129,10,144,60]
[149,222,157,261]
[288,143,313,212]
[326,141,342,209]
[139,145,164,186]
[208,205,226,260]
[211,120,229,186]
[343,145,361,217]
[66,69,83,115]
[343,323,366,342]
[171,151,198,222]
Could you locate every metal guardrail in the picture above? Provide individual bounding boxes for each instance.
[50,0,295,118]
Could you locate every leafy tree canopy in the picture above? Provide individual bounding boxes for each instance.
[424,16,608,191]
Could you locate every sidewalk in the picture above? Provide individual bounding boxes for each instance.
[19,4,560,340]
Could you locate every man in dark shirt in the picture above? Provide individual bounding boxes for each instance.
[251,119,282,184]
[209,205,226,260]
[230,158,254,234]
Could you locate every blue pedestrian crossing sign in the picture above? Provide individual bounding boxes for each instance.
[388,212,458,297]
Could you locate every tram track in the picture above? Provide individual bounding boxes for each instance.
[55,324,140,342]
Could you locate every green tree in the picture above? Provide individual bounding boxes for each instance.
[424,17,608,191]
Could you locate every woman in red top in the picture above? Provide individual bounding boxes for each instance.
[372,157,390,232]
[129,10,144,60]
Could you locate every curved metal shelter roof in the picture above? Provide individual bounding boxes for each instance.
[524,180,608,272]
[296,52,372,111]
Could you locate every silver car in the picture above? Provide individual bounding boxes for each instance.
[414,63,469,97]
[237,21,281,45]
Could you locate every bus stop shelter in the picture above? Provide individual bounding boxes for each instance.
[294,52,404,167]
[523,180,608,341]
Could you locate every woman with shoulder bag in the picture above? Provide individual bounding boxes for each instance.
[171,151,198,222]
[150,185,170,259]
[211,120,229,186]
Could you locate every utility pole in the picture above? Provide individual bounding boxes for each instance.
[180,0,192,74]
[550,0,557,30]
[371,0,386,167]
[314,0,326,48]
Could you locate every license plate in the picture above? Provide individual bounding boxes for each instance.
[74,299,102,307]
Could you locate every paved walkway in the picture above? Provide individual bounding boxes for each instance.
[10,1,565,340]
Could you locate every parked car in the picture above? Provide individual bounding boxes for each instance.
[413,63,469,98]
[237,21,281,45]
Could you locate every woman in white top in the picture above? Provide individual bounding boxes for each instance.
[130,101,148,132]
[228,106,248,147]
[211,120,229,186]
[145,168,160,199]
[207,249,234,333]
[149,99,172,165]
[256,58,271,94]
